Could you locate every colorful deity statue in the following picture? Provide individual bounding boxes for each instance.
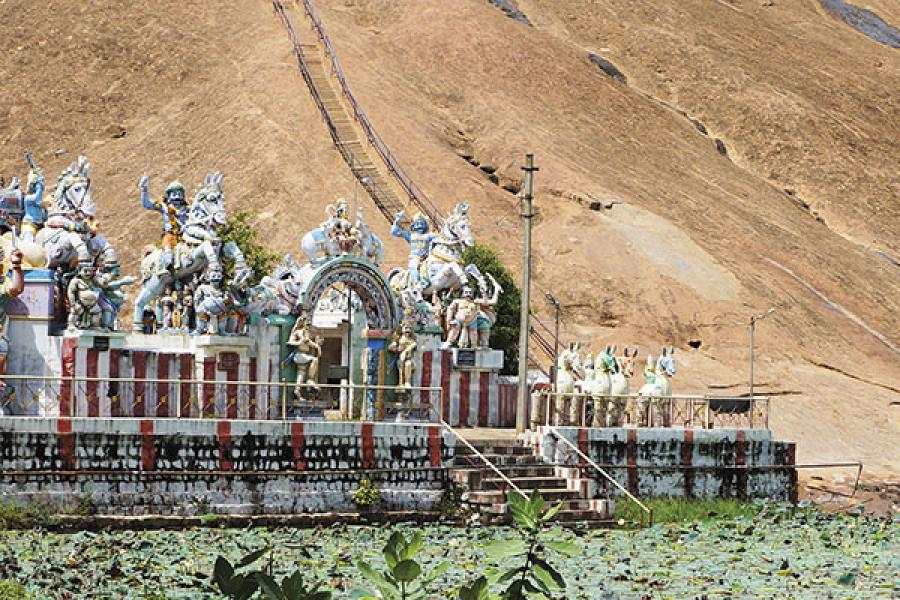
[389,323,418,388]
[132,173,250,332]
[66,261,103,331]
[21,161,46,243]
[178,288,195,332]
[95,255,135,331]
[388,202,474,299]
[192,268,228,335]
[0,247,26,384]
[286,318,321,397]
[139,176,189,274]
[391,210,437,289]
[158,285,177,330]
[469,267,501,348]
[443,286,481,349]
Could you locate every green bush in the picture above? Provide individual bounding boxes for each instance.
[462,243,521,375]
[351,478,381,508]
[221,210,280,286]
[0,500,53,529]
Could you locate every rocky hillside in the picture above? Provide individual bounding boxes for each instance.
[0,0,897,473]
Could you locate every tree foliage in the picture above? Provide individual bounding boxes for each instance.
[220,210,280,286]
[462,243,521,375]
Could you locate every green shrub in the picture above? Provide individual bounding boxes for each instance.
[351,478,381,508]
[0,500,53,529]
[462,243,521,375]
[220,210,280,286]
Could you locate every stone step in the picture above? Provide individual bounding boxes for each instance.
[454,465,558,479]
[465,488,581,504]
[484,476,568,490]
[459,444,533,456]
[452,454,544,467]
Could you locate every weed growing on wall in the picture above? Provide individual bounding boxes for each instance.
[351,479,381,508]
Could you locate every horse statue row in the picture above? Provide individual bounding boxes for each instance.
[554,344,677,427]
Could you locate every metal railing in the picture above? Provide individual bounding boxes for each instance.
[535,391,771,430]
[547,425,653,526]
[445,424,524,498]
[296,0,444,226]
[0,374,442,422]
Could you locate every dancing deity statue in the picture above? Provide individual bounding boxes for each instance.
[139,176,189,275]
[391,211,436,289]
[286,318,321,397]
[193,269,228,335]
[0,247,26,384]
[389,323,418,388]
[67,262,103,331]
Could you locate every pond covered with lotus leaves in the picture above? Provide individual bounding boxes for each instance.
[0,505,897,598]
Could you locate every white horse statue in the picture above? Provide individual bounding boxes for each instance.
[591,345,616,427]
[608,347,638,427]
[637,346,676,426]
[244,255,306,316]
[131,173,250,331]
[354,208,384,265]
[388,202,474,298]
[35,157,117,269]
[555,341,584,425]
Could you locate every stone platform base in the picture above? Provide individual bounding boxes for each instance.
[528,426,798,500]
[0,418,454,516]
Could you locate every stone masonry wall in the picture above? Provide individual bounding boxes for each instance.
[531,427,797,501]
[0,418,455,515]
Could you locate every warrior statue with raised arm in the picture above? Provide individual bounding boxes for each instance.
[391,211,437,290]
[139,176,189,275]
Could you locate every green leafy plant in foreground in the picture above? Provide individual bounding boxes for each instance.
[351,531,449,600]
[213,546,331,600]
[479,490,578,599]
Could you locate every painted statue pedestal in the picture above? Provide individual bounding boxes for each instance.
[63,329,128,350]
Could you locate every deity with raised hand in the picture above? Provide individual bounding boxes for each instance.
[22,165,46,242]
[139,176,190,275]
[390,210,436,289]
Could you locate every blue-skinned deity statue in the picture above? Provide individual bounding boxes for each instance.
[390,211,436,289]
[139,176,190,274]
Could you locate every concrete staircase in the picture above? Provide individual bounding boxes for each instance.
[452,438,615,528]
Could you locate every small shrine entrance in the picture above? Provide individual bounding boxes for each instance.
[298,256,399,419]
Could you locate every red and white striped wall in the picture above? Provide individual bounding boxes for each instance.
[414,350,516,428]
[56,336,281,419]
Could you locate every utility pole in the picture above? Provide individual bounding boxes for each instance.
[748,308,776,400]
[517,153,538,433]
